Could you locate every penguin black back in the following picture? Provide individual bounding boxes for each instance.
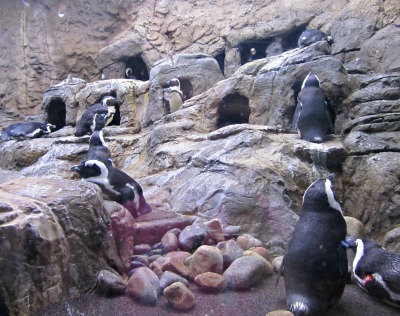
[298,29,333,47]
[283,179,348,316]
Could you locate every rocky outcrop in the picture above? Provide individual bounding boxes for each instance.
[0,177,130,315]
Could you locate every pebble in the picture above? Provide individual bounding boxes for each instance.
[164,282,195,311]
[217,239,244,269]
[178,222,206,252]
[161,231,179,253]
[243,252,273,276]
[344,216,366,239]
[246,246,271,262]
[95,270,126,296]
[272,256,283,274]
[132,244,151,255]
[204,218,225,242]
[159,271,189,290]
[189,245,223,280]
[161,255,190,278]
[265,310,294,316]
[223,225,241,239]
[194,272,227,292]
[126,267,160,305]
[223,255,266,290]
[236,234,263,250]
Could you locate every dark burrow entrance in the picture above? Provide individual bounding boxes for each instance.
[214,52,225,75]
[239,25,307,65]
[217,94,251,128]
[46,97,66,131]
[124,56,149,81]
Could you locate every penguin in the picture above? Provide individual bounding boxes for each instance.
[163,78,184,114]
[281,178,348,316]
[248,47,257,62]
[125,67,136,79]
[349,238,400,307]
[292,72,334,143]
[298,29,334,47]
[70,159,152,218]
[87,113,113,167]
[75,96,120,137]
[1,122,55,140]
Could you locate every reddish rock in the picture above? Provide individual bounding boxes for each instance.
[132,244,151,255]
[161,256,190,278]
[204,218,225,243]
[163,282,195,311]
[165,251,191,262]
[126,267,160,305]
[178,223,206,252]
[161,231,179,253]
[194,272,227,292]
[159,271,189,290]
[272,256,283,274]
[236,234,263,250]
[243,252,274,276]
[245,247,271,262]
[216,239,244,269]
[223,255,266,290]
[149,260,164,278]
[189,245,223,280]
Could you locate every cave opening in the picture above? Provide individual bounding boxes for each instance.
[179,78,193,101]
[214,52,225,75]
[124,56,149,81]
[217,94,251,129]
[46,97,66,131]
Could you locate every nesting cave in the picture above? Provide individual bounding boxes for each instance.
[179,78,194,101]
[214,52,225,75]
[217,94,250,128]
[46,97,66,131]
[124,56,149,81]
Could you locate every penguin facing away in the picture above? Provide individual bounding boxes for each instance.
[292,72,333,143]
[349,238,400,308]
[1,122,55,140]
[70,159,152,218]
[163,78,184,114]
[87,113,113,167]
[281,178,348,316]
[75,96,120,137]
[298,29,334,47]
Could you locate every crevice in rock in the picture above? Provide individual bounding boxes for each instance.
[179,78,194,101]
[46,97,67,131]
[216,94,250,129]
[124,56,149,81]
[214,52,225,75]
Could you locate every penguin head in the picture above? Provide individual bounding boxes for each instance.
[92,113,107,131]
[70,159,109,179]
[167,78,181,89]
[302,178,342,214]
[101,96,120,108]
[301,72,320,89]
[44,123,56,133]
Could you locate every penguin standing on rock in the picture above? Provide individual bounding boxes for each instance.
[292,72,333,143]
[70,159,152,218]
[86,113,113,167]
[281,178,348,316]
[163,78,184,114]
[298,29,334,47]
[75,96,120,137]
[349,238,400,307]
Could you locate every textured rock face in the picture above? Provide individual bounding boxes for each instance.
[0,177,126,315]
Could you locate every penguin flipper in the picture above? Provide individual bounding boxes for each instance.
[291,100,302,132]
[276,254,285,287]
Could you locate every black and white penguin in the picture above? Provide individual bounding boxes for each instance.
[75,96,120,137]
[163,78,184,114]
[87,113,113,167]
[349,238,400,307]
[70,159,152,218]
[298,29,334,47]
[292,72,333,143]
[125,67,136,79]
[1,122,55,140]
[281,178,348,316]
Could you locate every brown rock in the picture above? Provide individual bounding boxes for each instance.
[344,216,366,239]
[189,245,223,280]
[216,239,244,269]
[223,225,242,239]
[223,255,266,289]
[266,311,294,316]
[178,223,207,252]
[243,252,274,277]
[194,272,227,292]
[149,260,164,278]
[161,231,179,253]
[204,218,225,242]
[163,282,195,311]
[161,256,190,279]
[132,244,151,255]
[236,234,263,250]
[247,247,272,262]
[272,256,284,275]
[126,267,160,305]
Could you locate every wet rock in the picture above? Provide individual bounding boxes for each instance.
[159,271,189,291]
[178,223,207,252]
[96,270,126,296]
[189,245,224,280]
[204,218,225,243]
[126,267,160,305]
[163,282,195,312]
[194,272,227,293]
[223,255,266,290]
[344,216,366,239]
[216,239,244,269]
[161,231,179,253]
[223,225,242,239]
[272,256,284,275]
[236,234,263,250]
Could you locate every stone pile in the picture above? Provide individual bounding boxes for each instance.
[96,218,274,311]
